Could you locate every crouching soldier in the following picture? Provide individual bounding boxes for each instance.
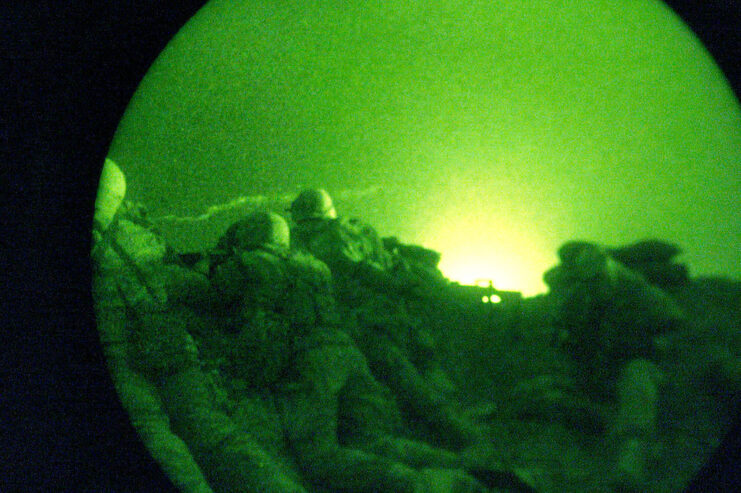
[92,159,215,493]
[92,159,305,493]
[543,240,686,491]
[287,189,482,452]
[211,210,538,493]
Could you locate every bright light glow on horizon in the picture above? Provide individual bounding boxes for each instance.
[111,0,741,284]
[438,253,548,296]
[417,207,556,297]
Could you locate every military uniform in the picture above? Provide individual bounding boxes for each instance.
[544,241,685,490]
[93,203,307,493]
[212,211,489,493]
[290,200,480,451]
[95,282,215,493]
[545,241,684,400]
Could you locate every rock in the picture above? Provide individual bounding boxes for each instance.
[553,240,688,291]
[383,236,442,267]
[606,239,682,265]
[619,261,689,289]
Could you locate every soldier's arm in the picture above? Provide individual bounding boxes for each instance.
[334,365,462,470]
[364,435,461,469]
[373,343,483,451]
[304,223,401,287]
[132,312,306,492]
[349,260,421,293]
[115,367,216,493]
[276,338,430,493]
[210,250,284,313]
[121,293,306,493]
[276,381,422,493]
[155,264,223,312]
[95,281,215,493]
[159,366,308,493]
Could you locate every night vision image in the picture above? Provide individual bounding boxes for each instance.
[90,1,741,492]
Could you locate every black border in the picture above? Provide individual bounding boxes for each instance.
[4,1,739,491]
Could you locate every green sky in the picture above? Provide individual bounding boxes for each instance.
[108,0,741,295]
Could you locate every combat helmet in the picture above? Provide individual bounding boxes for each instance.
[288,188,338,223]
[224,211,290,253]
[94,157,126,232]
[558,241,609,281]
